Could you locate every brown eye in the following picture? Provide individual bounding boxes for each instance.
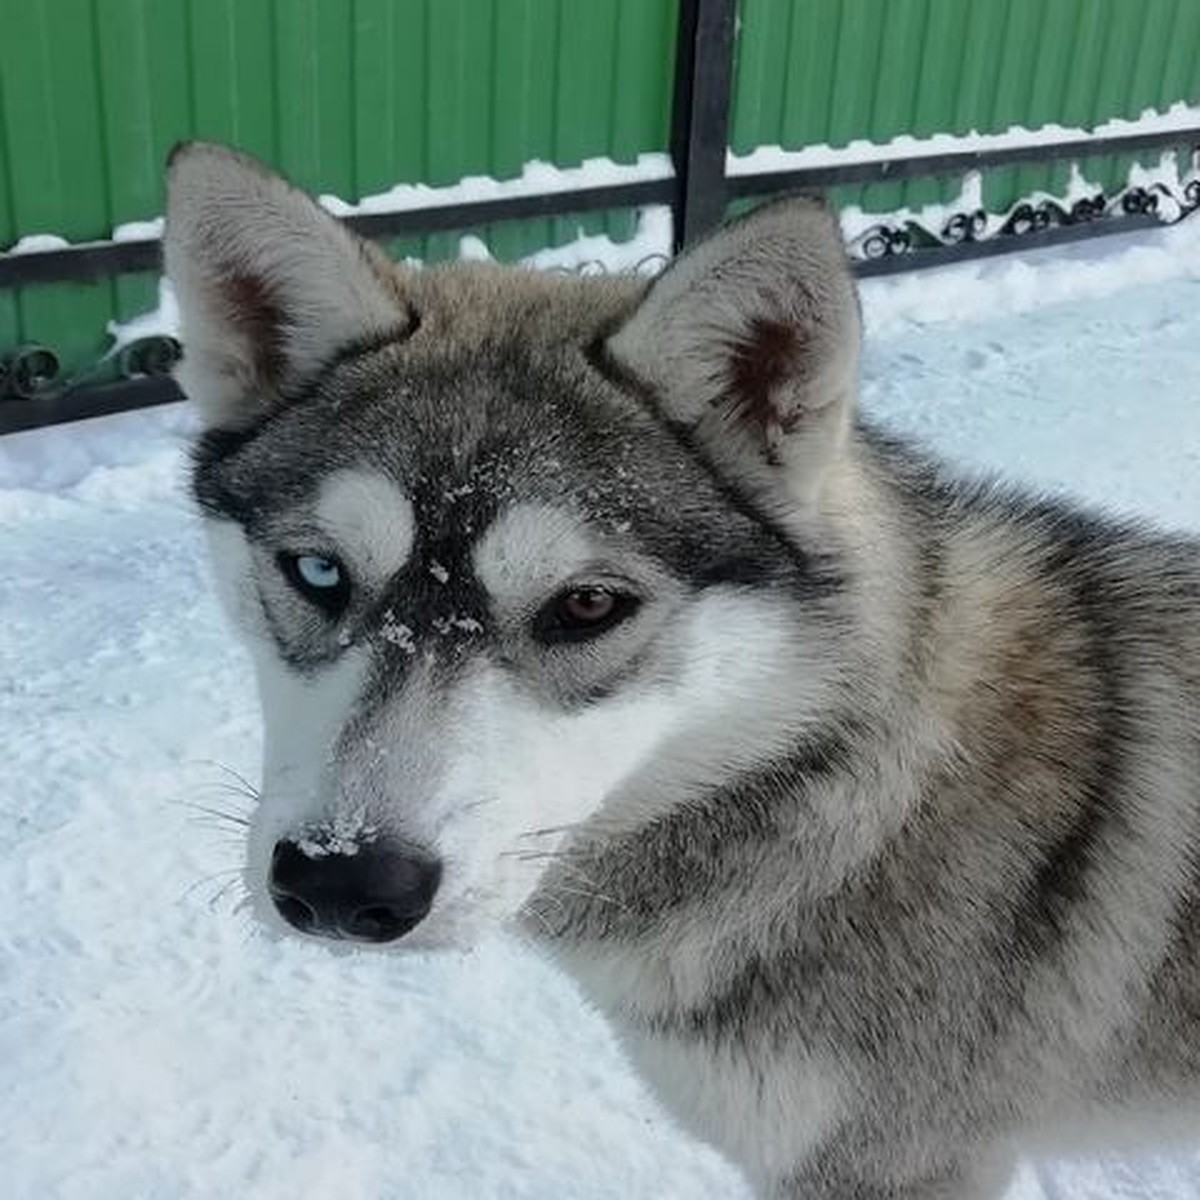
[534,586,640,644]
[562,588,616,624]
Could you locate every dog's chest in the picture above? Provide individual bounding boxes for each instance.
[612,1020,843,1183]
[547,915,844,1178]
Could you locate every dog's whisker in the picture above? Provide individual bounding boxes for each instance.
[520,902,558,938]
[196,759,261,796]
[518,823,579,840]
[208,874,247,910]
[500,849,555,862]
[197,780,260,804]
[167,799,252,827]
[546,882,629,913]
[185,818,249,838]
[455,797,497,815]
[179,867,242,904]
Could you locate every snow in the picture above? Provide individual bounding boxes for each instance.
[728,100,1200,176]
[112,217,165,243]
[6,232,71,255]
[861,197,1200,341]
[511,204,672,276]
[3,218,1200,1200]
[104,277,181,350]
[318,152,673,218]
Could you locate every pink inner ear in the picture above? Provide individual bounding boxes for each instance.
[724,316,807,444]
[223,272,287,385]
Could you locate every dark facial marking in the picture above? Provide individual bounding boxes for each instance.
[586,334,843,600]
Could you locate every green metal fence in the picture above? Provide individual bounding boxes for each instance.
[0,0,680,381]
[731,0,1200,214]
[1,0,1199,396]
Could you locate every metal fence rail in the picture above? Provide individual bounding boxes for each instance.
[1,0,1198,434]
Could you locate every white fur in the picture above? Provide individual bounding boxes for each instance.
[204,517,371,935]
[313,469,414,583]
[472,503,596,616]
[204,522,268,639]
[621,1030,844,1190]
[244,645,372,930]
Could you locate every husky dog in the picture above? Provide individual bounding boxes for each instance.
[164,142,1200,1199]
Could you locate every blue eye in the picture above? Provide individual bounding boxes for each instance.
[296,555,341,589]
[278,552,351,616]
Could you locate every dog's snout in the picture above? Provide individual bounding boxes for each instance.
[269,838,441,943]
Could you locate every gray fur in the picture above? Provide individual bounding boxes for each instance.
[166,143,1200,1199]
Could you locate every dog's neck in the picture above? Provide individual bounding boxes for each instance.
[522,428,1086,1028]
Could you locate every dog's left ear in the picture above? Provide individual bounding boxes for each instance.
[606,198,859,508]
[163,141,409,430]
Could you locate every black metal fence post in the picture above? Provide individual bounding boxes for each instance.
[669,0,738,252]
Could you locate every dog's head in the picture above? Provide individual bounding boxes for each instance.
[164,142,862,949]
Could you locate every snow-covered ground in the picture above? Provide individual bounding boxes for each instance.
[3,217,1200,1200]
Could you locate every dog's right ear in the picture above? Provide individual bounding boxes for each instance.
[163,141,409,430]
[605,197,860,510]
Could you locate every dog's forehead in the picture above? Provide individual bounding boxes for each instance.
[194,297,805,598]
[211,334,663,531]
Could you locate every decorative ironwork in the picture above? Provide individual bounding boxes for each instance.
[848,176,1200,267]
[115,335,183,381]
[0,344,60,400]
[0,336,180,419]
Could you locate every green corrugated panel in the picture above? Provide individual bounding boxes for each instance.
[864,0,930,214]
[775,0,841,152]
[731,0,793,154]
[1104,0,1189,206]
[274,0,355,198]
[1,0,114,379]
[188,0,277,163]
[732,0,1200,221]
[827,1,885,146]
[0,0,677,378]
[95,0,190,335]
[613,0,676,156]
[1163,0,1200,106]
[606,0,677,246]
[0,57,18,355]
[822,0,884,217]
[352,0,427,195]
[911,0,970,207]
[352,0,430,262]
[489,0,558,260]
[595,0,678,249]
[552,0,618,245]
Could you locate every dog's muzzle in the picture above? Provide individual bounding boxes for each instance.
[269,837,441,943]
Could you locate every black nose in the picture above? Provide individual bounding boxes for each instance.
[269,838,441,943]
